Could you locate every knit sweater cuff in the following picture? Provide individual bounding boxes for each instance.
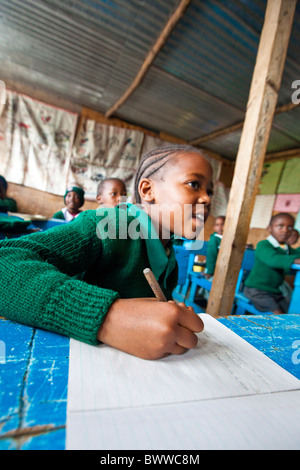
[43,279,120,345]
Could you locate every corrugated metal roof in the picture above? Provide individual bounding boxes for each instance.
[0,0,299,160]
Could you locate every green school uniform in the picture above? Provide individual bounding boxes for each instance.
[205,232,222,275]
[244,236,300,294]
[52,210,65,220]
[0,205,177,345]
[0,197,17,213]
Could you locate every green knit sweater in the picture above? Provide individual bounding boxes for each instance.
[244,239,300,294]
[0,206,178,345]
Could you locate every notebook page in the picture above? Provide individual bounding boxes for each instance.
[67,314,300,413]
[67,390,300,450]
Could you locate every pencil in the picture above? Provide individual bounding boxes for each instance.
[143,268,167,302]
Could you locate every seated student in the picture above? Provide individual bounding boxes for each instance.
[204,215,225,277]
[96,178,127,208]
[0,145,213,360]
[195,215,225,303]
[244,212,300,314]
[0,175,18,213]
[53,186,85,222]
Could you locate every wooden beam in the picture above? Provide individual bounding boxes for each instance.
[105,0,191,118]
[189,100,300,146]
[265,147,300,161]
[206,0,297,318]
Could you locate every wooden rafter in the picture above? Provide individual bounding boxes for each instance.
[189,100,300,146]
[105,0,191,118]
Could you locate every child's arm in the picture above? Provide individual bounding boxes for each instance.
[256,241,300,270]
[0,210,203,358]
[98,298,204,360]
[0,211,119,344]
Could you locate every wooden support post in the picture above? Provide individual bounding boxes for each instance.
[206,0,297,317]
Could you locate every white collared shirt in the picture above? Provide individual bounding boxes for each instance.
[267,234,289,252]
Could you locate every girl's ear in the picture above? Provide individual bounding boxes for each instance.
[138,178,155,203]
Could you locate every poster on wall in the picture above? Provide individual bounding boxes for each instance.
[69,120,145,200]
[277,158,300,194]
[258,160,285,194]
[210,181,230,217]
[274,193,300,213]
[0,90,78,195]
[250,194,276,228]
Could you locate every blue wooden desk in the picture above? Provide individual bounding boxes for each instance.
[1,314,299,450]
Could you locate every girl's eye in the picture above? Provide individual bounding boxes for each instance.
[207,188,214,197]
[187,181,200,190]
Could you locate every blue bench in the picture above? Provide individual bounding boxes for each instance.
[233,249,273,315]
[172,241,208,312]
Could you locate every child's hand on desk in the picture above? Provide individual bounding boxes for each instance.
[97,298,204,360]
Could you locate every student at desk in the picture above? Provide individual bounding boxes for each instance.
[0,145,213,360]
[244,213,300,314]
[96,178,127,207]
[196,215,225,302]
[0,175,17,213]
[205,215,225,277]
[53,186,85,222]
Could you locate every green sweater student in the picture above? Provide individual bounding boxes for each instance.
[244,213,300,314]
[0,145,213,360]
[0,175,17,213]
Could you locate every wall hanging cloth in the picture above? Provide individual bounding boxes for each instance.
[0,90,78,195]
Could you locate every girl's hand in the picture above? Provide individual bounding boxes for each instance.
[97,298,204,360]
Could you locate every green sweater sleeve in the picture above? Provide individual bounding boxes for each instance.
[256,240,300,271]
[52,210,65,219]
[0,211,119,344]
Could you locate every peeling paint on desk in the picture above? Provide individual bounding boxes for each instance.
[0,320,69,449]
[1,315,299,449]
[218,314,300,380]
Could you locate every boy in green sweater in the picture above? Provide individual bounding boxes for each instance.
[244,213,300,314]
[0,145,213,360]
[0,175,17,213]
[205,215,225,276]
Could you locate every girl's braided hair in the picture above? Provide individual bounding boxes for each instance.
[133,144,210,203]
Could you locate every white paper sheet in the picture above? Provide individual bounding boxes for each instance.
[66,314,300,450]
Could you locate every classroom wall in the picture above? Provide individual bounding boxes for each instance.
[3,81,299,248]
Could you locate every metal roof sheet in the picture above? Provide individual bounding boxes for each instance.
[0,0,299,160]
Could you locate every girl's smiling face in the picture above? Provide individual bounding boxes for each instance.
[139,151,213,242]
[65,191,82,214]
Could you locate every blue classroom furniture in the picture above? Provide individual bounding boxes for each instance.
[0,212,67,239]
[172,242,208,311]
[0,314,299,450]
[173,243,294,316]
[289,264,300,314]
[232,249,273,315]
